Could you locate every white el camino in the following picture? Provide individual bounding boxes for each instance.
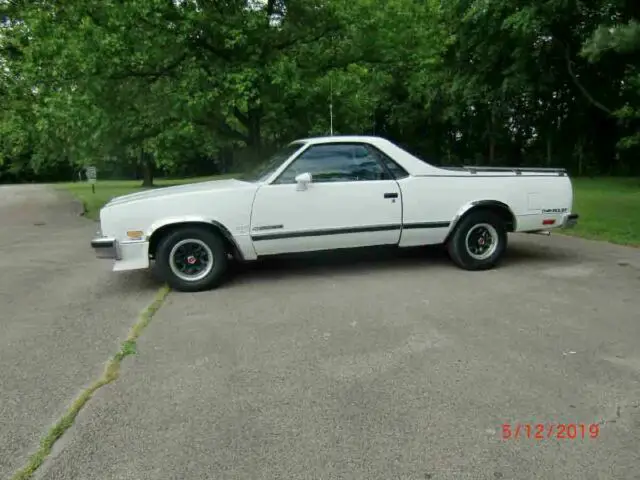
[91,136,579,292]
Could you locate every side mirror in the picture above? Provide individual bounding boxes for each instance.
[294,172,312,191]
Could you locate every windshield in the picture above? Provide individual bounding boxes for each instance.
[239,142,306,182]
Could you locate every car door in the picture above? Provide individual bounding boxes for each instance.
[249,143,403,256]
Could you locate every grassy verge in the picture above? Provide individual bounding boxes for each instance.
[59,175,639,246]
[57,175,232,220]
[11,285,171,480]
[562,177,640,246]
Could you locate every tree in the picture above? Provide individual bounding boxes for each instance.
[1,0,639,182]
[582,19,640,154]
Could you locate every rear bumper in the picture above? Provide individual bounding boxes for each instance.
[91,236,121,260]
[561,213,579,229]
[523,212,579,235]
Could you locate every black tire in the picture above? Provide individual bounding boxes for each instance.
[153,226,228,292]
[446,210,508,271]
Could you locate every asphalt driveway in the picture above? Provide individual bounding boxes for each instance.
[2,184,640,479]
[0,185,160,479]
[24,218,640,479]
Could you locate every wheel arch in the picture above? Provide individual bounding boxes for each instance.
[147,219,244,261]
[445,200,516,241]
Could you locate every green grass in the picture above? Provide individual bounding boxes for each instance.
[57,175,232,220]
[59,175,639,246]
[563,177,640,246]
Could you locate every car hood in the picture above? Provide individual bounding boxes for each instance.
[105,178,250,207]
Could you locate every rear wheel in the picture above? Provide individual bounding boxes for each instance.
[447,210,507,270]
[154,227,228,292]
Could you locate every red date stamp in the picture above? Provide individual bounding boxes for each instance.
[502,423,600,440]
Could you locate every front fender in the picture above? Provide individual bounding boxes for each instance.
[146,215,215,238]
[145,216,255,262]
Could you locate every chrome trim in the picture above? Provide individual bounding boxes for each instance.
[459,166,566,176]
[560,213,579,229]
[91,236,121,260]
[120,239,147,245]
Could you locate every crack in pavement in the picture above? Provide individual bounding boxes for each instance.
[597,402,640,428]
[10,285,171,480]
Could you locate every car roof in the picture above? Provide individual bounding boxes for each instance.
[293,135,391,147]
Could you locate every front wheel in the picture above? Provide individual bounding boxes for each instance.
[446,210,507,271]
[153,227,228,292]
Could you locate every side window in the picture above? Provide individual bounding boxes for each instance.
[275,144,392,184]
[366,146,410,179]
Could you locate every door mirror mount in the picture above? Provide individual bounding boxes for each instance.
[294,172,312,191]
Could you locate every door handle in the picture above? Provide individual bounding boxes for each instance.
[384,192,398,199]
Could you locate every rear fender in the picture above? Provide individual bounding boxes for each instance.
[446,200,516,240]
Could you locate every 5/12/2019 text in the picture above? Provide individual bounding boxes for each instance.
[502,423,600,440]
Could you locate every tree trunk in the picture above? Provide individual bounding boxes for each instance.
[577,141,584,176]
[488,109,496,165]
[246,107,264,165]
[247,107,263,152]
[546,136,552,166]
[220,147,233,174]
[140,148,154,187]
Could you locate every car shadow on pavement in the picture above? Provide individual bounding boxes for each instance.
[106,269,165,294]
[224,239,584,287]
[101,238,585,292]
[225,245,452,286]
[502,240,579,267]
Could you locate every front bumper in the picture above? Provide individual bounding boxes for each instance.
[561,213,579,228]
[91,235,121,260]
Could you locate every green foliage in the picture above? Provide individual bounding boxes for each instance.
[582,19,640,150]
[1,0,639,181]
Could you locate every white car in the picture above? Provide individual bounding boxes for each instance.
[91,136,579,292]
